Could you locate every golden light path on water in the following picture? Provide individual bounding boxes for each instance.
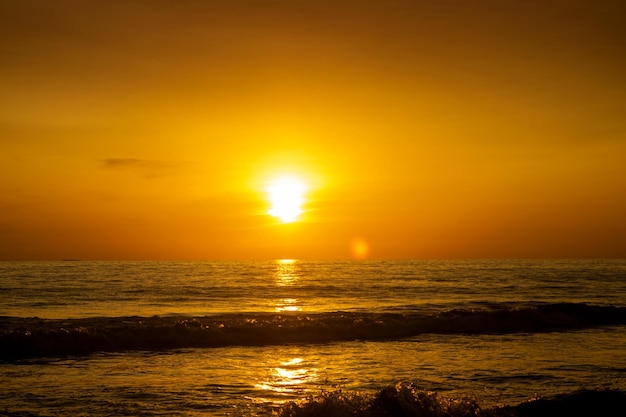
[274,259,302,313]
[254,356,320,400]
[254,259,318,401]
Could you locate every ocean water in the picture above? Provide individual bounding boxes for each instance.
[1,259,626,416]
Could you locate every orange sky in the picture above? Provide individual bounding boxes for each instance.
[1,0,625,260]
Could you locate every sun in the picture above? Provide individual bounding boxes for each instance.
[266,175,308,223]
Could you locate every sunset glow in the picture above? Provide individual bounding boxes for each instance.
[1,0,625,260]
[3,2,625,415]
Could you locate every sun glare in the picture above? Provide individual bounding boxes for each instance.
[266,175,308,223]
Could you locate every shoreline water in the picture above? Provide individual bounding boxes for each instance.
[2,260,625,415]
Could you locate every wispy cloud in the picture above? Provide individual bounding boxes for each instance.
[99,158,179,179]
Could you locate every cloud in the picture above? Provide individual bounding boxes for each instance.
[101,158,147,168]
[99,158,179,179]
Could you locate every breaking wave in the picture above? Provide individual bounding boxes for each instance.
[2,302,626,360]
[273,384,626,417]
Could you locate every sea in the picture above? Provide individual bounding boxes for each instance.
[1,259,626,416]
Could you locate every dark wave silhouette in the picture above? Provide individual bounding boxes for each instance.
[2,302,626,360]
[276,384,626,417]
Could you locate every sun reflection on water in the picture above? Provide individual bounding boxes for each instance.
[254,356,319,400]
[253,261,320,401]
[275,298,300,312]
[274,259,302,312]
[275,259,299,286]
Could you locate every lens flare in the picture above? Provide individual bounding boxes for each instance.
[351,238,370,259]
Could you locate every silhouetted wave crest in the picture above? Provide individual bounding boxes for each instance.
[2,302,626,359]
[276,384,626,417]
